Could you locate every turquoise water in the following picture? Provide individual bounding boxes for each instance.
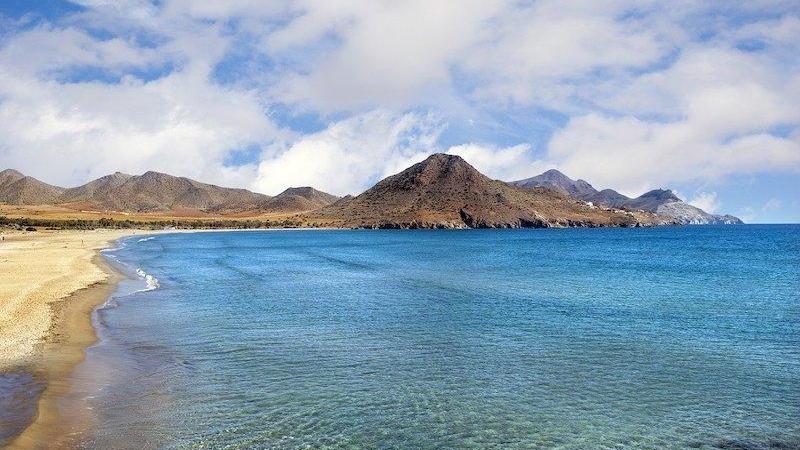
[71,227,799,449]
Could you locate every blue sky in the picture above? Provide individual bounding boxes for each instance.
[0,1,798,222]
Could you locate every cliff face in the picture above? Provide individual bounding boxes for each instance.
[513,170,743,224]
[304,154,671,229]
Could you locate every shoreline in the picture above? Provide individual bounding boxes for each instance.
[0,227,299,448]
[0,225,769,448]
[7,254,124,449]
[0,230,134,449]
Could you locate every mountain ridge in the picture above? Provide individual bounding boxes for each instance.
[0,169,65,205]
[512,170,742,224]
[304,154,670,228]
[1,159,740,227]
[0,169,338,215]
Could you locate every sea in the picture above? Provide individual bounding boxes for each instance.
[11,226,800,449]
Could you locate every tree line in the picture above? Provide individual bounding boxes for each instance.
[0,216,307,230]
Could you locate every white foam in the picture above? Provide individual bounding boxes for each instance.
[99,297,119,309]
[137,236,155,242]
[136,268,160,291]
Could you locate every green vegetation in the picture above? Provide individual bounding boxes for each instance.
[0,216,305,230]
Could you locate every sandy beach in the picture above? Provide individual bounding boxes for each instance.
[0,228,137,449]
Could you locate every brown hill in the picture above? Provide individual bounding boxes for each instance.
[0,169,64,205]
[64,171,272,213]
[260,187,339,213]
[0,169,345,215]
[59,171,133,206]
[303,154,670,228]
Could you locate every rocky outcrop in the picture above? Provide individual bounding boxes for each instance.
[656,201,744,225]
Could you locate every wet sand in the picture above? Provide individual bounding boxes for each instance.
[0,229,135,449]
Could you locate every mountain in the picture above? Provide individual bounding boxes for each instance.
[591,188,629,207]
[304,154,669,229]
[0,169,343,215]
[0,169,64,205]
[1,164,740,225]
[331,194,354,207]
[260,187,339,213]
[621,189,681,211]
[654,201,743,225]
[62,171,272,213]
[513,169,598,198]
[512,170,743,225]
[59,171,133,205]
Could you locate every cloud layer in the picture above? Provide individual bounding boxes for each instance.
[0,0,797,220]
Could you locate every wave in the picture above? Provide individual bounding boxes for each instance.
[137,236,155,242]
[98,296,119,310]
[136,268,160,291]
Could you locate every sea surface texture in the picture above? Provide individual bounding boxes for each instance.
[74,226,798,449]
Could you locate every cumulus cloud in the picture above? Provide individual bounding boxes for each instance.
[270,0,503,112]
[545,113,800,196]
[253,110,441,195]
[688,192,720,214]
[464,1,675,108]
[0,5,283,189]
[446,143,547,182]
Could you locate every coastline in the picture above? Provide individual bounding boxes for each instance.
[0,229,135,449]
[0,227,311,448]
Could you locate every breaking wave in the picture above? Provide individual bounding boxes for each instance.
[136,268,160,291]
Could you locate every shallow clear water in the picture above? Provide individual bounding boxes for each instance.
[71,226,799,449]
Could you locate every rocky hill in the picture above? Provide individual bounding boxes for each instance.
[59,171,133,205]
[260,187,339,213]
[655,202,743,225]
[0,168,344,216]
[0,169,64,205]
[58,171,271,213]
[304,154,670,228]
[514,169,597,198]
[512,170,743,225]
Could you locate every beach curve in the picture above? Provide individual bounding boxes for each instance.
[0,229,136,449]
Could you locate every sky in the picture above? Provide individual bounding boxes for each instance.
[0,1,798,223]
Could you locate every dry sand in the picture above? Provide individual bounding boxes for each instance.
[0,228,138,449]
[0,229,135,371]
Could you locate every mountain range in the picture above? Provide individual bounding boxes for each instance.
[303,154,669,228]
[512,169,742,224]
[0,168,338,215]
[1,154,742,227]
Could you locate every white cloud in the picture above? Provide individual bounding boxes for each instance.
[545,113,800,196]
[0,20,281,189]
[253,110,441,195]
[464,1,675,107]
[688,192,720,213]
[763,198,783,211]
[446,143,547,182]
[269,0,504,111]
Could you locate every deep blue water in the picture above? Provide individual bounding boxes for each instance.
[69,226,799,449]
